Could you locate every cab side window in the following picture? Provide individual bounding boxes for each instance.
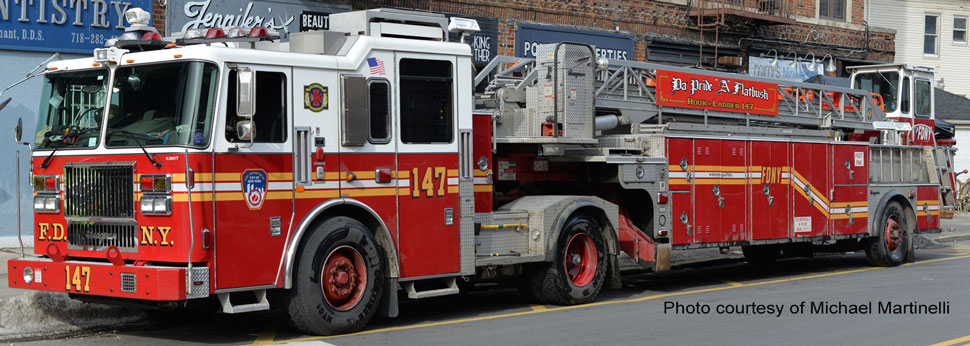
[399,59,453,143]
[369,79,391,144]
[915,79,932,117]
[226,70,288,143]
[900,77,911,114]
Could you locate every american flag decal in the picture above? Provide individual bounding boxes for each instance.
[367,57,385,75]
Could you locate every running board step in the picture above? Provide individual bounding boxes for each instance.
[217,290,270,314]
[404,277,459,299]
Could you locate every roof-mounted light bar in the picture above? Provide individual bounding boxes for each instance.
[177,26,280,46]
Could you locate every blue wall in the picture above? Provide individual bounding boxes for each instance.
[0,50,85,246]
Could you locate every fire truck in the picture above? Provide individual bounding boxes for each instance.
[6,7,958,335]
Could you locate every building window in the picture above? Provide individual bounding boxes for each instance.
[925,14,940,55]
[399,59,454,144]
[955,16,967,44]
[819,0,846,21]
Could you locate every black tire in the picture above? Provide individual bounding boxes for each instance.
[866,201,911,267]
[519,215,607,305]
[742,245,780,264]
[284,217,386,335]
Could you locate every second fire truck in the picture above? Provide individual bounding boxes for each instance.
[7,7,958,335]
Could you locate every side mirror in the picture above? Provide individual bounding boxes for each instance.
[236,120,253,141]
[235,66,256,118]
[14,117,22,143]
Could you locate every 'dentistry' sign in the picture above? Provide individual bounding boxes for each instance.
[166,0,350,37]
[0,0,153,53]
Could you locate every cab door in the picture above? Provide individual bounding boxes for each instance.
[214,64,294,289]
[395,54,461,278]
[337,51,398,262]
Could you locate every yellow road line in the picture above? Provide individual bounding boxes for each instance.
[250,253,970,345]
[928,334,970,346]
[251,325,278,346]
[529,304,548,311]
[720,279,743,287]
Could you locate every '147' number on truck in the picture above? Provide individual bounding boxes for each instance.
[411,166,446,198]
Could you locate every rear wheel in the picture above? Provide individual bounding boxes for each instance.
[866,201,911,267]
[284,217,386,335]
[519,215,606,305]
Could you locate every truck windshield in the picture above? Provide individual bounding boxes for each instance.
[34,69,109,149]
[853,71,899,113]
[105,61,218,148]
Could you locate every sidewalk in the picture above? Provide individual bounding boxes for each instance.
[931,212,970,243]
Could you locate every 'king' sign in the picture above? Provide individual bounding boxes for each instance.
[656,70,779,116]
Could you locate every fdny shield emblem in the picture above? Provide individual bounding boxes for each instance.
[303,83,329,112]
[242,170,268,210]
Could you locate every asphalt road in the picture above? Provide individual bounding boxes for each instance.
[15,241,970,346]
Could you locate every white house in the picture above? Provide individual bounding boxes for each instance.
[870,0,970,177]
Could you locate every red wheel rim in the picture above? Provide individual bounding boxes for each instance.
[320,245,367,311]
[885,216,901,252]
[564,233,596,287]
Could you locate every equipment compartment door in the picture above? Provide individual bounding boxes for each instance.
[718,140,746,242]
[831,144,869,235]
[214,64,294,289]
[667,137,693,245]
[692,139,720,243]
[831,186,867,235]
[395,54,461,278]
[750,141,791,240]
[791,142,829,237]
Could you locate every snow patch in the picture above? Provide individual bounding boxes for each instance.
[0,291,146,340]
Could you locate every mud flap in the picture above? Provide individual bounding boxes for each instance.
[377,277,399,318]
[607,254,622,289]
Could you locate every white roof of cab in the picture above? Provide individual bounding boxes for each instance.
[846,63,935,73]
[46,34,471,72]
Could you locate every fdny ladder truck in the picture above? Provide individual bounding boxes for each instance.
[6,8,958,335]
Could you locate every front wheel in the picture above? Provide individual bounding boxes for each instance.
[284,217,386,335]
[519,215,607,305]
[866,201,911,267]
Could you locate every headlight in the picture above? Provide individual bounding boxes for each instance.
[141,196,171,215]
[34,196,46,210]
[141,197,154,213]
[44,197,57,211]
[23,267,33,284]
[152,196,169,214]
[34,195,60,213]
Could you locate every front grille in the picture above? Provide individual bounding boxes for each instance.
[64,164,135,218]
[120,273,137,293]
[67,221,138,252]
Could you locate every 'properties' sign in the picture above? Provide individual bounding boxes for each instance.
[515,23,634,60]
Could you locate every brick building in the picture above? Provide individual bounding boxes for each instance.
[151,0,895,79]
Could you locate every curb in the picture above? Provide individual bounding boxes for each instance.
[927,234,970,243]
